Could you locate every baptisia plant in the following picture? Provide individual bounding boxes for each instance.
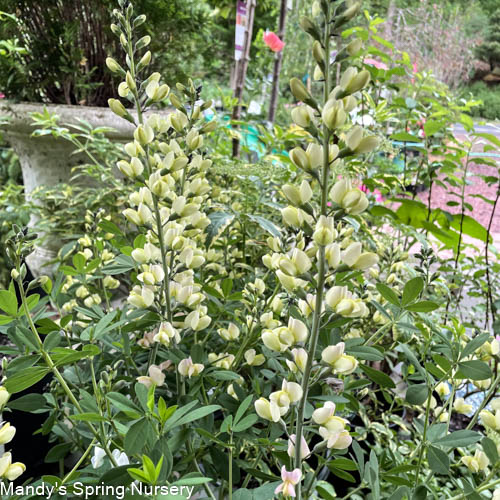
[255,1,382,497]
[4,0,500,498]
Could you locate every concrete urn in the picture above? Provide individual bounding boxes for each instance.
[0,102,139,277]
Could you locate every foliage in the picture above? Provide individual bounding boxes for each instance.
[475,8,500,70]
[0,0,218,105]
[461,82,500,121]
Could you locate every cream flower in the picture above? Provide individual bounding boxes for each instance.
[275,467,302,498]
[244,349,266,366]
[0,423,16,445]
[177,357,204,378]
[453,397,473,415]
[461,450,489,473]
[255,398,281,422]
[287,434,311,459]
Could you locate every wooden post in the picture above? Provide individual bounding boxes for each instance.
[267,0,288,123]
[232,0,256,158]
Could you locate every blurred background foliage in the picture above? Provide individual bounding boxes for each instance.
[0,0,498,118]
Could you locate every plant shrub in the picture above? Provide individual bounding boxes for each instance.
[462,81,500,120]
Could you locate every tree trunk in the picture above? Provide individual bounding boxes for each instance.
[384,0,396,42]
[232,0,257,158]
[267,0,288,123]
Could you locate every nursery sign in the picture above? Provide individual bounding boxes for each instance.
[0,482,197,499]
[234,0,247,60]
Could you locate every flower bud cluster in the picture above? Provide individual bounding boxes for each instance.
[255,379,303,422]
[312,401,352,449]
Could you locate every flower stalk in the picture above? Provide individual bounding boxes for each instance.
[293,4,331,498]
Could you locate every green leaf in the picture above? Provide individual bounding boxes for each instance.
[449,214,490,243]
[329,458,358,471]
[347,345,384,361]
[328,466,356,483]
[26,293,40,311]
[124,418,154,456]
[210,370,241,381]
[434,430,481,448]
[72,253,86,272]
[98,219,124,236]
[44,331,62,351]
[0,314,13,325]
[0,290,17,317]
[376,283,400,306]
[390,131,419,142]
[316,481,336,500]
[461,333,491,360]
[398,344,426,377]
[166,405,221,430]
[233,414,258,433]
[473,132,500,149]
[69,412,107,422]
[423,120,444,137]
[7,393,48,412]
[206,212,234,246]
[405,383,428,405]
[234,395,253,424]
[456,360,492,380]
[106,392,143,416]
[45,442,72,463]
[100,465,134,488]
[481,437,499,464]
[359,364,395,388]
[195,428,230,448]
[424,363,446,380]
[93,310,118,340]
[171,475,213,486]
[101,254,136,275]
[5,366,50,393]
[369,206,397,220]
[432,354,452,373]
[221,278,233,297]
[405,301,439,313]
[247,214,281,237]
[401,277,423,306]
[413,485,429,500]
[427,445,449,474]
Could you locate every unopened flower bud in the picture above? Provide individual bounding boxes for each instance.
[347,38,363,56]
[290,77,311,102]
[105,57,122,73]
[108,99,127,117]
[291,106,313,128]
[313,215,336,246]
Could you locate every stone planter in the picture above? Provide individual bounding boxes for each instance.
[0,102,144,276]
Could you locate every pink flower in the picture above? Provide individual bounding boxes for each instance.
[275,466,301,497]
[363,58,388,70]
[360,184,383,202]
[263,31,285,52]
[0,93,4,99]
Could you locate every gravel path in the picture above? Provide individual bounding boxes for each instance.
[417,126,500,241]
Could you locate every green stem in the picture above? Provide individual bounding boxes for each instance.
[341,483,366,500]
[60,438,97,486]
[466,370,500,430]
[228,432,233,500]
[294,8,331,499]
[413,386,432,491]
[17,275,118,467]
